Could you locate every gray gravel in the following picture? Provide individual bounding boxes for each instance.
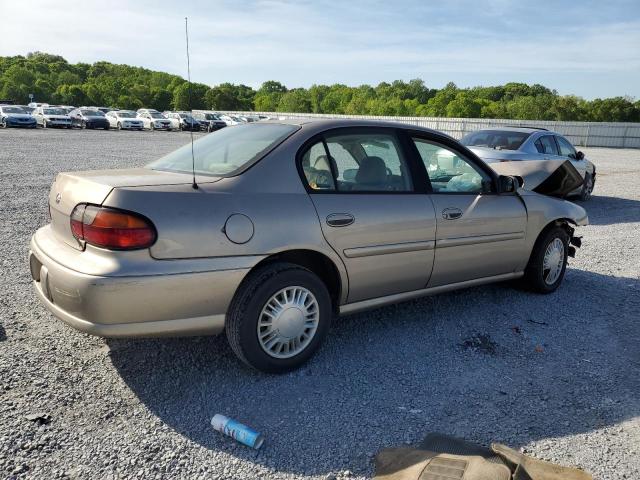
[1,128,639,480]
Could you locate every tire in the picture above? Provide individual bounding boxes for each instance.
[117,122,122,131]
[579,172,594,201]
[0,120,6,128]
[150,123,155,131]
[42,120,47,129]
[81,121,86,129]
[225,262,332,373]
[523,226,569,293]
[104,124,109,130]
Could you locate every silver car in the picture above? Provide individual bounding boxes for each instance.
[32,106,72,129]
[29,120,588,372]
[461,127,596,200]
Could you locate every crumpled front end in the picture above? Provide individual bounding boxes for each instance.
[489,159,584,197]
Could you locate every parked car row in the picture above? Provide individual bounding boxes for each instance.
[0,104,270,131]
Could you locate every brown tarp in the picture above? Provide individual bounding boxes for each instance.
[374,433,592,480]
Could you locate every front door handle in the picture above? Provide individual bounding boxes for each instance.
[326,213,355,227]
[442,208,463,220]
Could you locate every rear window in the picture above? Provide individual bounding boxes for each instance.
[460,130,530,150]
[147,124,299,177]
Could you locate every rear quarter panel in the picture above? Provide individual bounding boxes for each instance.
[102,135,350,302]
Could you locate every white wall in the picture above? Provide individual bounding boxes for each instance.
[222,111,640,148]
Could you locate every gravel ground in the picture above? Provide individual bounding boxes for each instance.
[1,129,639,480]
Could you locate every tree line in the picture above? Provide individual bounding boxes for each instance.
[1,52,639,122]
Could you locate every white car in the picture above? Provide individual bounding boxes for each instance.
[137,111,172,131]
[136,108,160,115]
[106,111,144,130]
[163,111,200,131]
[218,114,242,126]
[32,107,72,128]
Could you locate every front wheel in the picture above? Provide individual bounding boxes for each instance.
[579,173,594,201]
[117,122,122,130]
[225,262,332,373]
[523,226,569,293]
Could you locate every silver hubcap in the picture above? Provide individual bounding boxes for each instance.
[257,286,319,359]
[543,238,565,285]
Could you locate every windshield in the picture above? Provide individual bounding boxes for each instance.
[150,113,165,119]
[204,113,219,120]
[178,113,195,120]
[460,130,531,150]
[43,108,66,115]
[147,124,299,177]
[81,109,104,116]
[117,111,136,118]
[2,106,25,113]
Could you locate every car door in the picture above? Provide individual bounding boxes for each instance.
[555,135,586,178]
[410,135,528,287]
[302,127,437,303]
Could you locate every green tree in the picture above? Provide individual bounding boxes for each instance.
[172,82,208,110]
[276,89,312,112]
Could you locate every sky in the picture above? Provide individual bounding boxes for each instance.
[1,0,639,99]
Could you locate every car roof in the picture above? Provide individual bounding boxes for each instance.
[263,118,451,138]
[471,126,554,134]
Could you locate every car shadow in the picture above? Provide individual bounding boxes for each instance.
[107,268,640,477]
[574,194,640,225]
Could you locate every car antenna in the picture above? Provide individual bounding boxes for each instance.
[185,16,198,190]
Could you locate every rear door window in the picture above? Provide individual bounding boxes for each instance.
[534,135,559,155]
[300,130,413,192]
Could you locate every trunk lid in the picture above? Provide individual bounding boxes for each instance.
[49,168,212,250]
[488,159,584,197]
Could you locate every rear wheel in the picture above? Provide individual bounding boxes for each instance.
[523,226,569,293]
[225,262,332,373]
[579,173,594,201]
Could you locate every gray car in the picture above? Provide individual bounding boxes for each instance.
[460,127,596,200]
[29,120,588,372]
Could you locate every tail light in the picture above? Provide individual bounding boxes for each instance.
[70,204,156,250]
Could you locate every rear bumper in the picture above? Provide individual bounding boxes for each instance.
[29,226,257,338]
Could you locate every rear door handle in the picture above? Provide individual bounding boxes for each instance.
[442,208,463,220]
[326,213,355,227]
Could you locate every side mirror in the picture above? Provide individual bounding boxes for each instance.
[576,151,584,160]
[498,175,518,194]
